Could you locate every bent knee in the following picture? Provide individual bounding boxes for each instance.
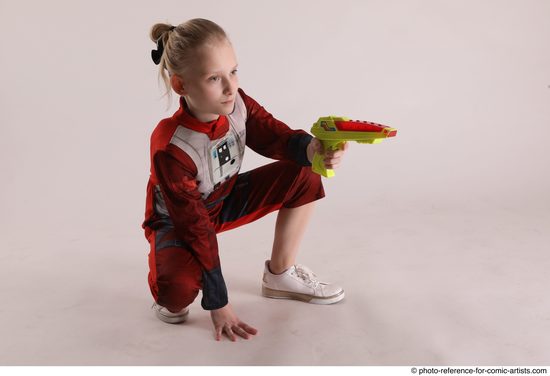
[156,278,200,311]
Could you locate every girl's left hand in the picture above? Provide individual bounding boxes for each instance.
[306,138,349,170]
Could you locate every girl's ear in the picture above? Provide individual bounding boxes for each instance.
[170,74,187,96]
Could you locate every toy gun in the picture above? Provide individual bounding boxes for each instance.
[310,116,397,177]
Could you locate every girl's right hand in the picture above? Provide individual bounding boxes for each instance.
[210,302,258,341]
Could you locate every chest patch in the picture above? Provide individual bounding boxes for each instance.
[209,133,241,186]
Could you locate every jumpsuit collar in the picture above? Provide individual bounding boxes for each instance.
[174,96,229,140]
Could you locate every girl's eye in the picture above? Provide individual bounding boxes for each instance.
[209,71,237,82]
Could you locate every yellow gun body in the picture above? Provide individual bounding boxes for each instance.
[310,116,397,177]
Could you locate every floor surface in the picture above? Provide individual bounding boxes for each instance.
[1,199,549,365]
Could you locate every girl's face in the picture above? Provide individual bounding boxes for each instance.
[180,38,239,122]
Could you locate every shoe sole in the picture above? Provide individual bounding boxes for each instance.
[154,308,190,324]
[262,285,345,305]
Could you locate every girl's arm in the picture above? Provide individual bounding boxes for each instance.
[239,88,313,166]
[154,147,228,311]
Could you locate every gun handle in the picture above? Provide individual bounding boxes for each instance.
[312,152,335,178]
[311,140,342,178]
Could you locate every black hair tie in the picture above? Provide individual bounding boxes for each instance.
[151,26,176,65]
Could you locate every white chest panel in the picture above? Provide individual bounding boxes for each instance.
[167,93,247,200]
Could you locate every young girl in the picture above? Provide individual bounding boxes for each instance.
[143,18,348,342]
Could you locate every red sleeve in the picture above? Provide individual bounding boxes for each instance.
[239,88,313,166]
[153,146,228,310]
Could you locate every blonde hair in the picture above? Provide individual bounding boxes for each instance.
[149,18,229,105]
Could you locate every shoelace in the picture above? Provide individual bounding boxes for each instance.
[294,264,320,288]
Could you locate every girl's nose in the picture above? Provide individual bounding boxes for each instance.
[223,76,236,95]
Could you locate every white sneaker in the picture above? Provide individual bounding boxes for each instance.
[261,260,345,304]
[151,302,189,324]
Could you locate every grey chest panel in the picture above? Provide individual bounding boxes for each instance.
[166,93,247,200]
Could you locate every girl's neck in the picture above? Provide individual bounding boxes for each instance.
[184,98,219,123]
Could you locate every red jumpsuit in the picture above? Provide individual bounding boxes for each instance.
[142,88,325,312]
